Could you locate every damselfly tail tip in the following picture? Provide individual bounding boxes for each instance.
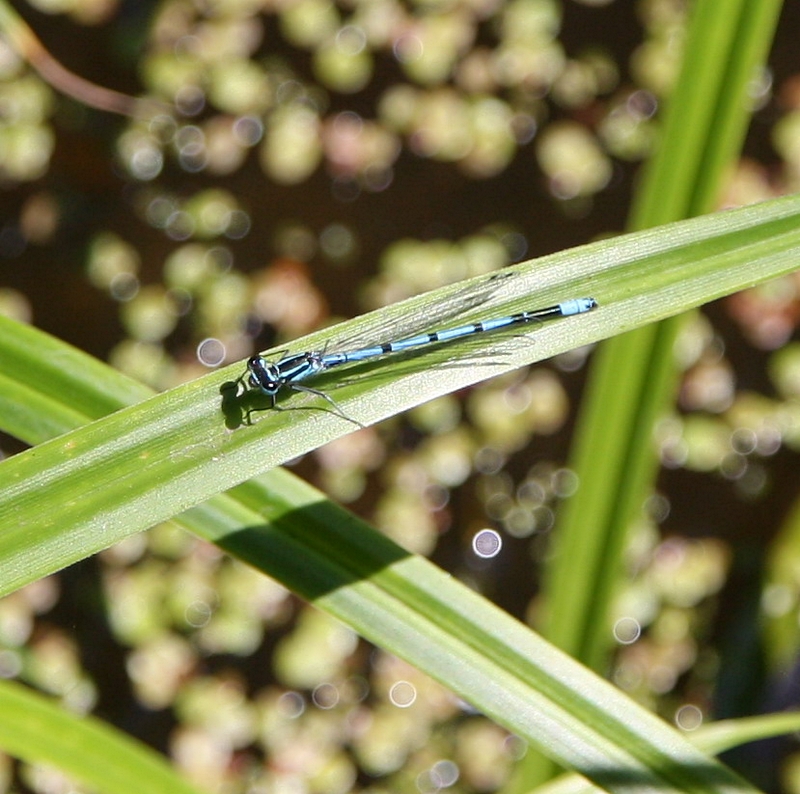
[560,297,598,316]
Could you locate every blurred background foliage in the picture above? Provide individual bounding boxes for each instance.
[2,0,800,792]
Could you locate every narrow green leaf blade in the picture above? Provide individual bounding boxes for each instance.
[2,195,800,595]
[3,200,800,793]
[0,679,203,794]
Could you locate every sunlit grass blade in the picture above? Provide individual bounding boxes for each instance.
[524,2,784,788]
[208,472,756,794]
[2,194,800,595]
[760,493,800,670]
[3,198,800,792]
[0,317,760,793]
[0,679,204,794]
[537,0,785,689]
[529,712,800,794]
[630,1,783,228]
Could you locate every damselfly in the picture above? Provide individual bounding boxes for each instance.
[238,297,597,422]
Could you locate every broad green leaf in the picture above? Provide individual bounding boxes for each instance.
[3,196,800,792]
[543,0,785,673]
[0,679,203,794]
[4,195,800,595]
[526,2,785,787]
[530,713,800,794]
